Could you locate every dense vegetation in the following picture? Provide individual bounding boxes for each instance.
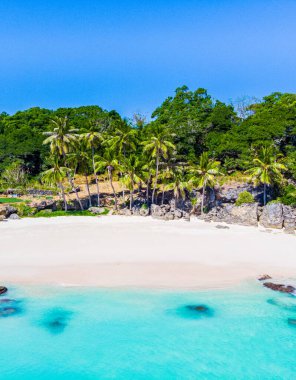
[0,87,295,210]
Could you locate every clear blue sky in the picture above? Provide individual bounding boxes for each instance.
[0,0,295,117]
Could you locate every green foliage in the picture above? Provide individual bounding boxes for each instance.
[279,184,296,206]
[33,210,96,218]
[0,197,24,203]
[14,203,37,217]
[235,191,255,206]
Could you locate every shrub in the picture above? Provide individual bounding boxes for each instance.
[235,191,255,206]
[279,184,296,207]
[14,203,37,217]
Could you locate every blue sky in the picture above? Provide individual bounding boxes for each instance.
[0,0,295,117]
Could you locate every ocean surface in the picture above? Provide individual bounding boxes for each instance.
[0,283,296,380]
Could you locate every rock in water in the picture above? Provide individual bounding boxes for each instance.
[263,282,295,294]
[0,287,8,295]
[288,318,296,326]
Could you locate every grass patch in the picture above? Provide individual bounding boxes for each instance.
[0,197,25,204]
[33,209,109,218]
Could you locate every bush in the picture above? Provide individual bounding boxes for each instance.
[235,191,255,206]
[279,185,296,207]
[14,203,37,217]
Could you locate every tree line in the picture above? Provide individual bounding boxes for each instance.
[0,87,295,210]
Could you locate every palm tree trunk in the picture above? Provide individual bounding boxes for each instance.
[92,147,100,207]
[129,178,134,210]
[85,172,92,207]
[62,151,83,210]
[264,183,267,206]
[146,177,150,204]
[59,182,67,211]
[201,183,205,215]
[152,153,159,204]
[108,168,118,210]
[161,187,165,205]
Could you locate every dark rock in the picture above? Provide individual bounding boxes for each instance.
[88,207,105,215]
[258,274,272,281]
[0,286,8,295]
[216,224,230,229]
[259,203,283,229]
[0,307,21,317]
[267,299,296,312]
[263,282,295,294]
[288,318,296,326]
[184,304,214,317]
[42,308,73,334]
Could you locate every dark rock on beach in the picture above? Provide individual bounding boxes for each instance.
[258,274,272,281]
[0,286,8,295]
[263,282,295,294]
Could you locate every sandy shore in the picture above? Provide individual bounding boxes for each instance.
[0,216,295,289]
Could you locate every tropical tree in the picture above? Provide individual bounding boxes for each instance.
[190,152,221,214]
[43,116,83,209]
[120,155,143,210]
[164,166,189,204]
[95,150,119,210]
[41,159,68,211]
[67,138,93,208]
[82,130,102,206]
[245,146,287,205]
[142,126,175,204]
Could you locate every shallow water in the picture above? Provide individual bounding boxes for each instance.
[0,283,296,379]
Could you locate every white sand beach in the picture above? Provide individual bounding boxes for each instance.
[0,216,295,289]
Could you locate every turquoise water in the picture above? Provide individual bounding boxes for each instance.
[1,284,296,379]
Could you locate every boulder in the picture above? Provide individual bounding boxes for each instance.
[263,282,295,294]
[29,199,56,211]
[202,203,258,226]
[139,207,149,217]
[0,204,17,218]
[259,203,283,229]
[283,205,296,233]
[0,286,8,295]
[88,207,105,215]
[0,215,5,222]
[8,213,20,220]
[174,209,183,219]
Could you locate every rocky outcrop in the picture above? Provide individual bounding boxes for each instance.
[0,205,17,219]
[0,287,8,295]
[151,204,188,221]
[283,205,296,233]
[263,282,295,294]
[202,203,258,226]
[258,274,272,281]
[259,203,283,229]
[8,213,20,220]
[29,199,57,211]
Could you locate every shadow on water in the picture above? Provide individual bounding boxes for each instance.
[168,304,214,320]
[267,298,296,312]
[40,308,74,335]
[0,299,24,318]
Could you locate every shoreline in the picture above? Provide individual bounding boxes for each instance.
[0,216,295,289]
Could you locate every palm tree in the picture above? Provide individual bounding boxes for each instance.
[120,155,143,210]
[95,150,119,210]
[164,166,189,204]
[82,130,102,207]
[41,159,68,211]
[245,146,287,205]
[190,152,221,215]
[67,138,93,208]
[43,116,83,209]
[142,127,175,204]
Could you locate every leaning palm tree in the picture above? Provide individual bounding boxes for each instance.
[120,155,143,210]
[189,152,221,215]
[245,146,287,205]
[43,116,83,209]
[41,159,68,211]
[94,150,119,210]
[142,127,175,204]
[82,130,102,206]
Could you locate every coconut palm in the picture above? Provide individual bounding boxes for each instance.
[245,146,287,205]
[43,116,82,209]
[142,127,175,204]
[94,150,119,210]
[106,123,137,157]
[120,155,143,210]
[41,159,68,211]
[164,166,189,203]
[67,138,93,208]
[189,152,221,215]
[82,130,102,206]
